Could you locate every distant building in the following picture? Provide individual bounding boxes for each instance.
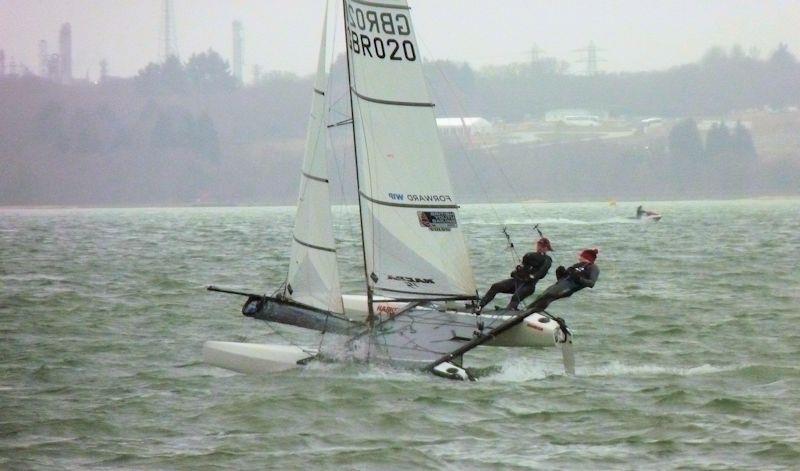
[639,117,664,134]
[640,117,663,126]
[436,117,493,137]
[59,23,72,83]
[560,116,601,127]
[545,108,608,126]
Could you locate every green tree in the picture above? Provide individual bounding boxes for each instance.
[192,112,221,162]
[135,56,188,94]
[668,118,706,192]
[705,122,732,157]
[732,122,757,162]
[35,100,69,152]
[669,118,704,160]
[185,49,237,92]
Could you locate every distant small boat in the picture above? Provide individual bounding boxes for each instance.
[634,205,662,222]
[642,211,662,222]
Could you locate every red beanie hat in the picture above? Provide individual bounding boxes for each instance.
[579,248,598,263]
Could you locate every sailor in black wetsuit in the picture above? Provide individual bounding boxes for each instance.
[529,248,600,312]
[636,205,646,219]
[477,237,553,311]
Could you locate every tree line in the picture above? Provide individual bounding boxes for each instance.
[0,45,797,205]
[425,44,800,120]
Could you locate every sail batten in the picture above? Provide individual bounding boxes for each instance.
[359,192,459,209]
[344,0,477,301]
[302,172,329,183]
[351,88,434,107]
[292,235,336,254]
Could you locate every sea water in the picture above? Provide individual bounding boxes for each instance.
[1,200,799,469]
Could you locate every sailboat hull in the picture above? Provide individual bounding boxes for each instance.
[204,301,563,375]
[245,294,559,348]
[246,297,361,335]
[202,341,315,374]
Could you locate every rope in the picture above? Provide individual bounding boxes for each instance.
[416,36,545,266]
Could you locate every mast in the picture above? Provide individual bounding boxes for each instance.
[341,0,375,326]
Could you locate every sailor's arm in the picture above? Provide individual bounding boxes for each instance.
[530,256,551,281]
[574,265,599,288]
[516,253,536,280]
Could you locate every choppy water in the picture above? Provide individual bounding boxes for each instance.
[2,200,799,470]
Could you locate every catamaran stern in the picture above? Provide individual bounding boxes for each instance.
[485,313,560,348]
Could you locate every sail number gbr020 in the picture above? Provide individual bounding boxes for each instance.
[346,5,417,62]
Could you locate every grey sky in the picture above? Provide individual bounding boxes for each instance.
[1,0,799,80]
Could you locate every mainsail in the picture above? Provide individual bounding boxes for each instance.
[344,0,477,301]
[286,1,344,314]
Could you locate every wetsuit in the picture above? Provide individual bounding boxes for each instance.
[636,206,645,219]
[528,261,600,312]
[479,252,552,310]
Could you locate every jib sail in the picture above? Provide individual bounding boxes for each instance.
[286,1,344,314]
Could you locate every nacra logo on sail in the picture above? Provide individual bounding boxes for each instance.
[388,275,435,288]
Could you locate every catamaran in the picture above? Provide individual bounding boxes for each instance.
[204,0,574,380]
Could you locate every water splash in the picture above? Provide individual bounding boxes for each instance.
[582,361,739,377]
[484,357,563,382]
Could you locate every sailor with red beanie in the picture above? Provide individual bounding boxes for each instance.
[528,248,601,312]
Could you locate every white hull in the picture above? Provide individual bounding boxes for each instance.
[634,211,662,222]
[203,297,563,375]
[202,341,315,374]
[487,314,559,348]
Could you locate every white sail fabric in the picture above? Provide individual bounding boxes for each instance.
[344,0,476,300]
[286,1,344,314]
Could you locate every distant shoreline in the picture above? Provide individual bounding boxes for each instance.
[2,195,797,211]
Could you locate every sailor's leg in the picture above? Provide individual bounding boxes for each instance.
[529,280,575,312]
[479,278,516,308]
[541,279,573,298]
[507,282,536,310]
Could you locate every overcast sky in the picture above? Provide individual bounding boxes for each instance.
[1,0,799,81]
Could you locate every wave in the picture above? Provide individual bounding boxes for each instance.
[295,361,430,383]
[295,359,776,383]
[484,359,761,382]
[582,361,739,377]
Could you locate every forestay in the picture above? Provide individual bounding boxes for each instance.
[344,0,477,301]
[286,1,344,314]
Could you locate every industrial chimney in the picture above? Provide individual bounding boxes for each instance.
[232,21,244,85]
[59,23,72,82]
